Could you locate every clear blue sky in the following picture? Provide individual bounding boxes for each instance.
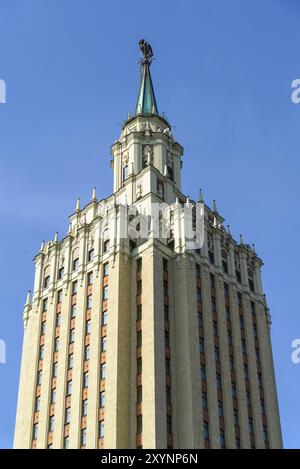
[0,0,299,449]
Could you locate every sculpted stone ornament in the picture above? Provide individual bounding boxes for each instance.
[139,39,154,63]
[142,144,153,165]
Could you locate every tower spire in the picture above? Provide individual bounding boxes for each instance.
[135,39,158,116]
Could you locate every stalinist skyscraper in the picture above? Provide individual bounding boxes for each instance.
[14,40,282,449]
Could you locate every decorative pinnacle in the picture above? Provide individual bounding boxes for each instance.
[25,290,31,308]
[76,198,80,212]
[198,189,204,203]
[54,232,58,243]
[240,234,244,245]
[40,240,45,251]
[227,225,231,237]
[92,187,97,201]
[212,199,218,214]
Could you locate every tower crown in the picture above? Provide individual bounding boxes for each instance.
[110,40,184,195]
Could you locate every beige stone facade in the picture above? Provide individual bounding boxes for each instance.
[14,48,282,449]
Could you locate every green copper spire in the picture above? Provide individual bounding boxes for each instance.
[135,39,158,116]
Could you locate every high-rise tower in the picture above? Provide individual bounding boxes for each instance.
[14,40,282,449]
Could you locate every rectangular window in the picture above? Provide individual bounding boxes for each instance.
[137,415,142,434]
[196,263,201,278]
[44,276,50,289]
[239,315,244,329]
[101,337,107,352]
[87,295,92,309]
[216,373,222,390]
[225,305,231,320]
[37,370,42,385]
[33,423,38,439]
[99,420,105,438]
[88,249,94,263]
[58,267,64,280]
[210,274,215,288]
[237,292,242,306]
[66,380,72,396]
[81,428,87,446]
[228,332,233,346]
[65,407,71,424]
[166,386,171,404]
[56,313,61,327]
[202,392,208,409]
[136,258,142,272]
[51,389,56,404]
[73,258,79,271]
[100,391,105,408]
[163,281,168,297]
[199,338,205,353]
[246,391,251,407]
[71,304,76,319]
[72,281,78,295]
[198,313,203,328]
[64,436,69,449]
[54,337,60,352]
[137,386,142,404]
[53,362,58,378]
[49,416,55,433]
[86,319,91,335]
[57,290,63,304]
[69,328,75,344]
[102,311,108,326]
[41,321,46,336]
[35,396,41,412]
[165,331,170,348]
[163,258,168,272]
[87,272,93,286]
[234,409,239,426]
[103,239,110,253]
[39,345,44,360]
[103,285,108,300]
[83,372,89,388]
[201,365,206,381]
[137,280,142,296]
[84,345,90,360]
[100,363,106,380]
[42,298,48,312]
[224,283,229,297]
[137,358,142,375]
[82,399,88,417]
[203,421,209,439]
[249,418,254,434]
[137,304,142,321]
[103,262,109,277]
[220,430,225,448]
[232,383,237,399]
[215,346,220,363]
[137,331,142,347]
[197,287,202,303]
[213,321,218,337]
[211,297,217,313]
[68,353,74,369]
[218,400,224,417]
